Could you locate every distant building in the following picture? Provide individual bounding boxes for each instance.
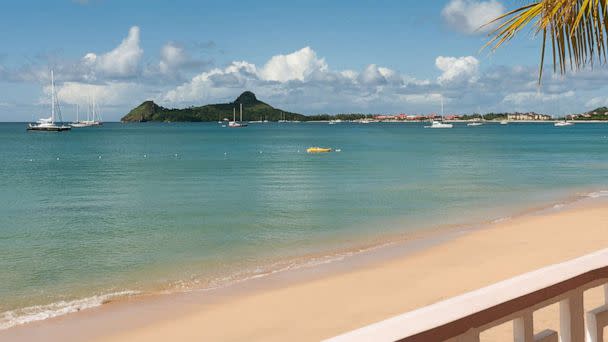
[507,112,551,121]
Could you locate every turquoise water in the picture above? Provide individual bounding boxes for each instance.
[1,121,608,327]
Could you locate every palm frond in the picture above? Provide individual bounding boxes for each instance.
[485,0,608,82]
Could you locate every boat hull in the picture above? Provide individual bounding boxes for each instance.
[27,126,71,131]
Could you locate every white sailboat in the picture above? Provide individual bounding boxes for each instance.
[27,70,71,132]
[467,107,484,126]
[228,103,248,128]
[554,120,574,127]
[84,97,103,126]
[70,104,91,128]
[278,111,287,123]
[425,95,453,128]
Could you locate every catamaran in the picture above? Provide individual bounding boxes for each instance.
[425,95,453,129]
[228,104,248,128]
[27,70,71,132]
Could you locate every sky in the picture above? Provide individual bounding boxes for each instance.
[0,0,607,121]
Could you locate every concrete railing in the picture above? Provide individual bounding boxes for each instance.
[325,248,608,342]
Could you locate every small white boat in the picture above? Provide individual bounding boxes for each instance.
[467,122,483,126]
[425,95,453,129]
[500,120,508,125]
[554,121,574,127]
[425,120,453,129]
[359,119,371,124]
[27,70,71,132]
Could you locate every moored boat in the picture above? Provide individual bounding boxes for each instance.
[307,147,332,153]
[27,70,71,132]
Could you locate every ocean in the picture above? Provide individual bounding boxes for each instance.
[1,121,607,329]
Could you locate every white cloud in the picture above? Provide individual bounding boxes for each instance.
[400,93,443,105]
[258,47,328,82]
[502,90,575,105]
[52,81,144,107]
[83,26,143,77]
[159,42,187,74]
[442,0,505,34]
[586,97,608,108]
[436,56,479,85]
[163,61,258,103]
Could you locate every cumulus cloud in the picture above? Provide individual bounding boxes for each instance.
[258,47,328,82]
[162,46,418,109]
[83,26,143,78]
[502,90,575,105]
[586,96,608,108]
[159,42,187,74]
[436,56,479,85]
[51,81,145,107]
[442,0,505,34]
[163,61,258,103]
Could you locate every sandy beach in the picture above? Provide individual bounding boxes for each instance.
[3,198,608,341]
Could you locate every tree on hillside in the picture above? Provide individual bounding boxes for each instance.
[486,0,608,82]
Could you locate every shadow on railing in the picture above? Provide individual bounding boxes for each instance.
[325,249,608,342]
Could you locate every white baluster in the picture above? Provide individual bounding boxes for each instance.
[559,291,584,342]
[514,311,534,342]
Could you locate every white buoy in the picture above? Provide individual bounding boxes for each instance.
[29,159,33,162]
[56,157,60,160]
[144,154,147,158]
[98,155,102,159]
[174,153,178,157]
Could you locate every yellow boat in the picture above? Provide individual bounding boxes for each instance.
[307,147,332,153]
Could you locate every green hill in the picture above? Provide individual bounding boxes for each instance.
[121,91,305,122]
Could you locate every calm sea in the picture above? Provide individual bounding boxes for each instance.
[1,121,607,328]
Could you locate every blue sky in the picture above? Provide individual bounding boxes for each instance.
[0,0,606,121]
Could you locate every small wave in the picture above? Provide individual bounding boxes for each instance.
[491,216,511,224]
[0,290,139,330]
[585,190,608,198]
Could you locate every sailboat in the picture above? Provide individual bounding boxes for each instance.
[84,98,103,126]
[228,104,248,128]
[425,95,453,128]
[467,107,484,126]
[70,103,94,128]
[554,119,574,127]
[27,70,71,132]
[278,111,288,123]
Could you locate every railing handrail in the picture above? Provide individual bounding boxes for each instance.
[325,248,608,342]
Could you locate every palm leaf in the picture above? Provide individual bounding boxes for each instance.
[484,0,608,83]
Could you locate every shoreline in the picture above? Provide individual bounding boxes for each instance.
[2,189,608,341]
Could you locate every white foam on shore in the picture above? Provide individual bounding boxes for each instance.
[585,190,608,198]
[0,290,139,330]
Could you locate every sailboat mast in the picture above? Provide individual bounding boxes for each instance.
[440,95,444,121]
[240,103,243,122]
[233,107,236,122]
[76,104,79,122]
[51,70,55,123]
